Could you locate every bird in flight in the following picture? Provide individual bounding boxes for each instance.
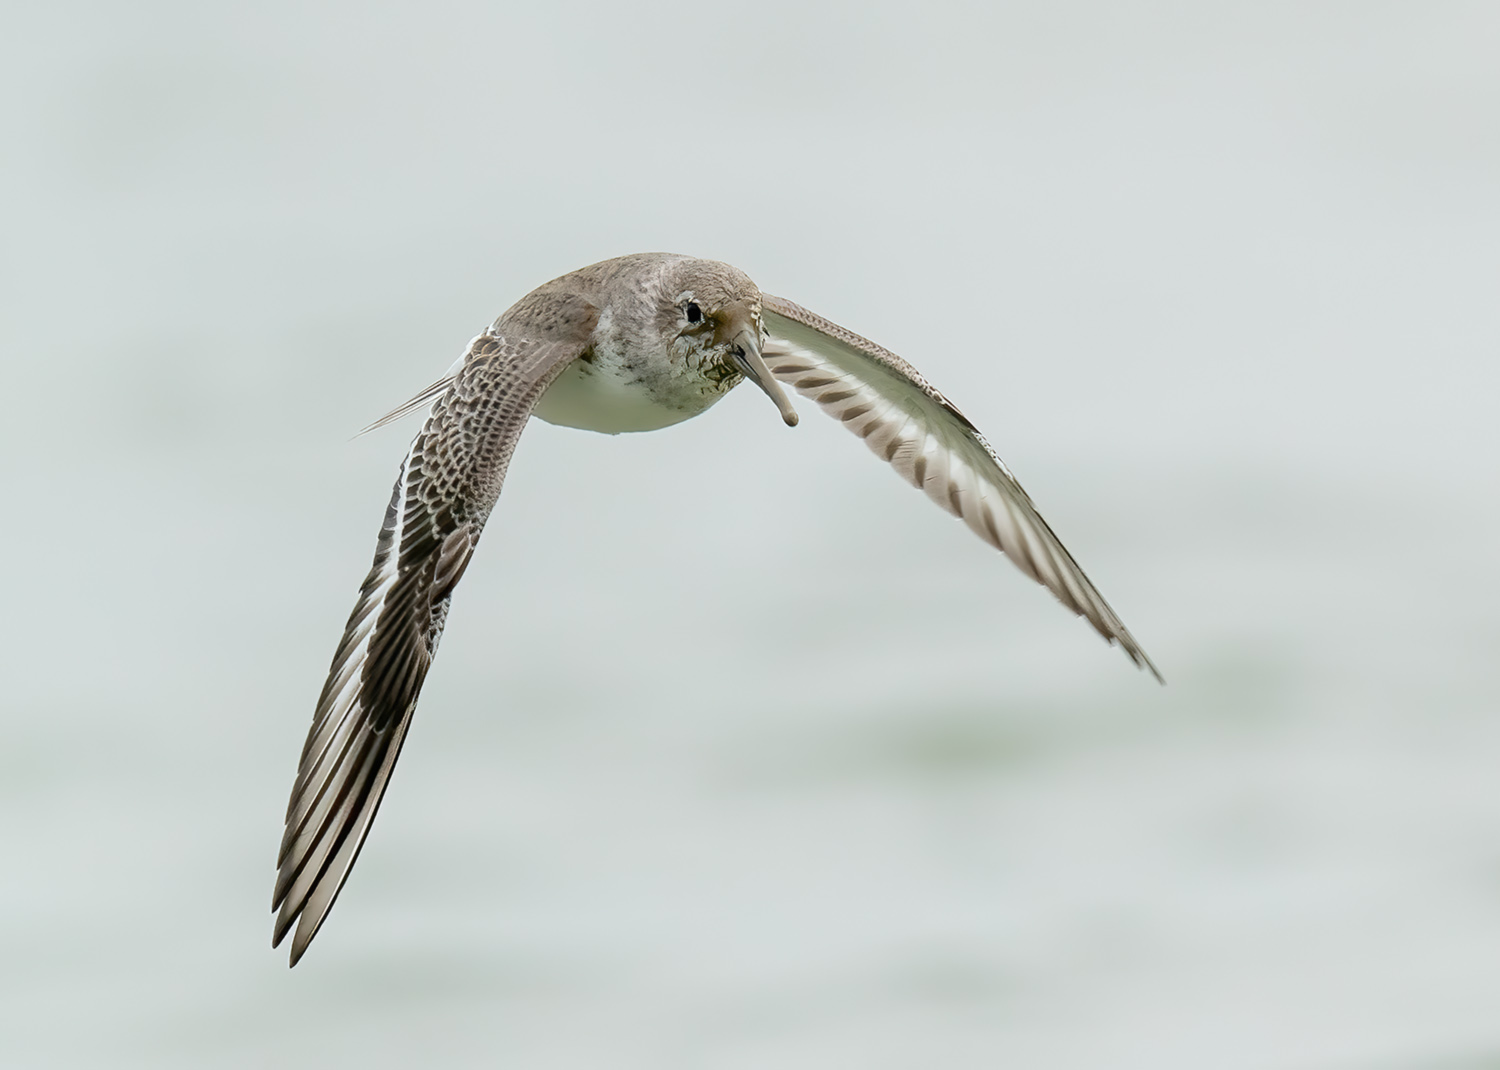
[272,252,1160,966]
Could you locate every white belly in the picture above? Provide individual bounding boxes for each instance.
[533,351,730,434]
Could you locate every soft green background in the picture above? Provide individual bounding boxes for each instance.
[3,2,1498,1067]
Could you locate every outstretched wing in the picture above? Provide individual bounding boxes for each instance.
[272,324,592,966]
[760,294,1160,682]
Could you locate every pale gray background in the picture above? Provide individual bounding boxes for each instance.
[3,2,1498,1067]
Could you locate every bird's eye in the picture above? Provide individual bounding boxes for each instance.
[685,302,702,324]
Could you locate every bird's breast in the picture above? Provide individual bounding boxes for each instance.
[532,339,736,434]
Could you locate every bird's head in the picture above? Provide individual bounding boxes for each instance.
[659,259,799,427]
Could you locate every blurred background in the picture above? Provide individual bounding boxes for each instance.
[3,2,1498,1067]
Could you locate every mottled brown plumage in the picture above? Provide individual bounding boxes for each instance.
[273,252,1159,966]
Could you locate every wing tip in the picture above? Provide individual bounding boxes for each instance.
[270,866,332,968]
[1113,631,1164,685]
[1134,647,1166,686]
[269,919,313,969]
[287,916,317,968]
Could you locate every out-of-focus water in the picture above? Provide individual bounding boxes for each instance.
[3,4,1499,1067]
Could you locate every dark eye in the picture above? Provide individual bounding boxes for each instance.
[685,302,702,324]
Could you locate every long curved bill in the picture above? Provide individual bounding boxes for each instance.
[731,329,799,426]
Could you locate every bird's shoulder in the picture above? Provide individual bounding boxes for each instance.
[492,286,601,348]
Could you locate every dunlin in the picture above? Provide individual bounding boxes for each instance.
[273,252,1160,965]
